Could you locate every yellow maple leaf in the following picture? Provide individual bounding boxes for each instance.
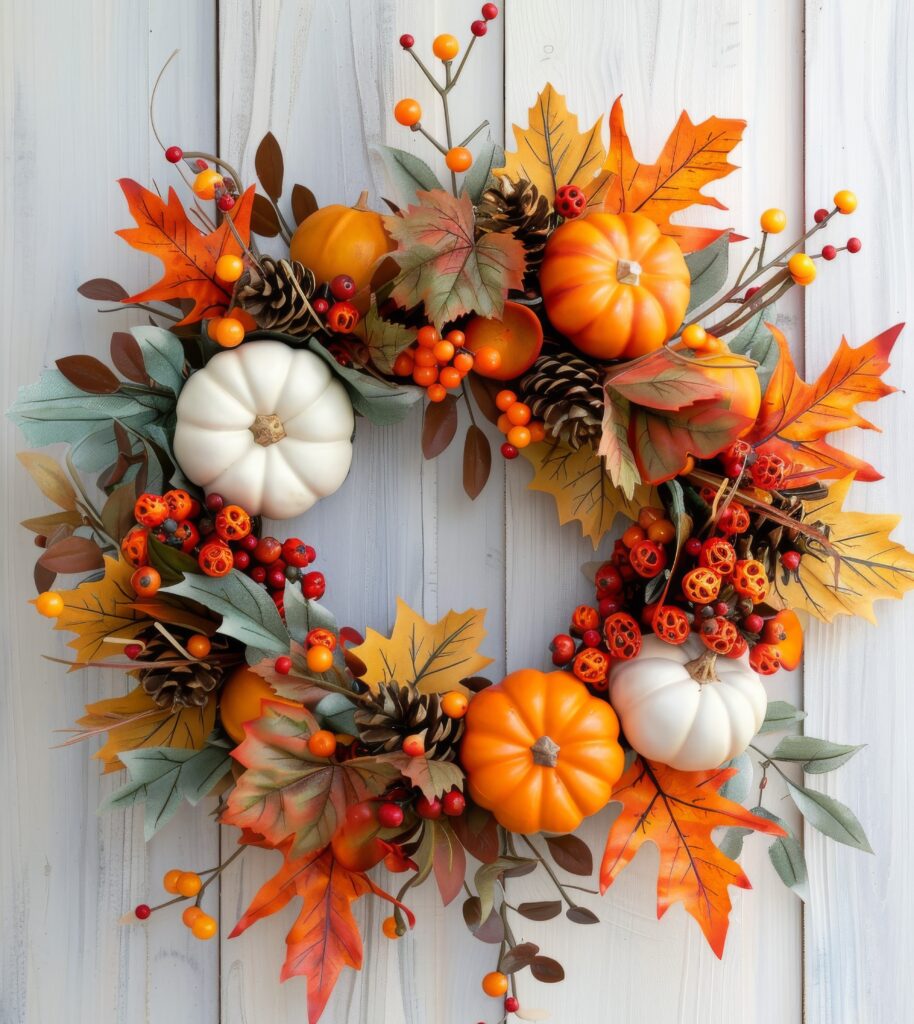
[350,599,492,695]
[521,440,655,548]
[75,684,215,772]
[496,84,612,205]
[776,475,914,623]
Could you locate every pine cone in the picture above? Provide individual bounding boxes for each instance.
[354,683,464,761]
[477,177,552,288]
[519,348,607,450]
[136,628,231,711]
[232,257,317,335]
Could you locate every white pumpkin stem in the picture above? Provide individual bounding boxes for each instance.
[616,259,642,286]
[530,735,560,767]
[250,413,287,447]
[685,651,720,684]
[355,190,370,211]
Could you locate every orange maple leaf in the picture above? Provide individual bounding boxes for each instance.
[601,758,785,957]
[116,179,254,325]
[601,97,745,252]
[747,323,902,485]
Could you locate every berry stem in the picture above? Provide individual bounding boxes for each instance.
[461,380,479,428]
[706,269,791,336]
[734,246,760,287]
[197,844,246,896]
[449,35,478,89]
[458,119,490,148]
[414,123,449,156]
[98,302,181,323]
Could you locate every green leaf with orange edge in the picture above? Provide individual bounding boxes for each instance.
[388,752,465,801]
[748,323,902,485]
[116,179,255,326]
[222,701,400,858]
[384,189,526,331]
[598,391,641,500]
[773,475,914,624]
[349,598,492,695]
[74,684,215,773]
[521,439,655,548]
[606,346,732,411]
[601,757,785,958]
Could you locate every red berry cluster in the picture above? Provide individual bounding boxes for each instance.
[311,274,361,341]
[720,439,792,490]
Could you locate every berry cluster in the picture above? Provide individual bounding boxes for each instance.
[134,868,217,942]
[392,325,497,401]
[494,388,546,458]
[309,273,362,336]
[719,438,792,490]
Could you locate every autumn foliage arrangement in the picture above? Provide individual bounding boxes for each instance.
[9,8,914,1022]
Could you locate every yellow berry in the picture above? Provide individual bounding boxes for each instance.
[182,906,203,928]
[381,915,401,939]
[191,912,218,940]
[760,208,787,233]
[680,324,707,350]
[162,869,183,894]
[193,169,224,200]
[34,591,64,617]
[432,34,459,61]
[788,253,816,284]
[176,872,202,897]
[445,147,473,173]
[834,189,857,214]
[394,98,422,127]
[441,691,469,719]
[215,254,244,282]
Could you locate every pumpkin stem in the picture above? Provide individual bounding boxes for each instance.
[530,735,560,767]
[250,413,286,447]
[685,651,720,684]
[355,190,370,211]
[616,259,642,286]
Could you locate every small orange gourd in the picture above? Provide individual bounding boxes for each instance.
[762,609,804,670]
[460,669,624,834]
[539,212,690,360]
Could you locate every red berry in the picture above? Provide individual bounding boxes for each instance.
[581,628,601,648]
[165,146,183,163]
[470,19,487,35]
[713,601,730,617]
[232,550,250,571]
[399,33,414,48]
[194,158,209,171]
[745,286,761,300]
[481,2,499,18]
[500,442,519,460]
[217,194,235,212]
[377,802,405,828]
[781,550,802,571]
[685,537,703,557]
[275,655,292,675]
[505,996,520,1013]
[303,571,326,600]
[267,567,286,590]
[554,183,587,219]
[205,493,224,512]
[549,633,575,665]
[416,795,442,819]
[329,274,356,300]
[254,537,282,564]
[304,544,316,563]
[743,613,764,634]
[313,297,329,315]
[135,904,151,920]
[822,245,837,261]
[595,562,624,597]
[250,566,267,584]
[125,643,143,660]
[814,208,829,223]
[847,236,862,253]
[240,533,259,552]
[282,538,311,567]
[442,790,466,816]
[598,596,621,618]
[722,457,744,479]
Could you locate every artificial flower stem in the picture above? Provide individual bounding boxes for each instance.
[198,844,246,895]
[458,119,490,148]
[449,35,478,89]
[414,124,449,156]
[519,835,579,909]
[98,302,181,323]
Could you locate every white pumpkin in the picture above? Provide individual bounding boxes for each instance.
[173,341,354,520]
[609,635,766,771]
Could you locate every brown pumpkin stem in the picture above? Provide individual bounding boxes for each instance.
[250,413,286,447]
[530,735,560,767]
[685,651,720,684]
[355,190,370,211]
[616,259,642,286]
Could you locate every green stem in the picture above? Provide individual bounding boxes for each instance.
[415,124,449,156]
[405,48,444,94]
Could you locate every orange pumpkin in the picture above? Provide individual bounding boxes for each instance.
[460,669,624,834]
[289,191,394,310]
[539,212,690,360]
[219,666,301,744]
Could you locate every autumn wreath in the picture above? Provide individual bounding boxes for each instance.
[9,9,912,1022]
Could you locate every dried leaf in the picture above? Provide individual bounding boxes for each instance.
[362,302,415,374]
[291,183,318,224]
[601,758,785,957]
[55,355,121,395]
[544,834,592,876]
[385,189,526,331]
[116,178,254,325]
[466,373,501,425]
[463,424,492,499]
[78,278,129,302]
[110,331,149,383]
[422,394,459,458]
[350,598,492,695]
[388,752,464,801]
[433,820,467,906]
[17,452,78,510]
[748,324,902,485]
[38,535,104,574]
[21,510,82,535]
[566,905,599,924]
[100,481,137,549]
[255,132,284,201]
[530,956,565,984]
[449,802,499,863]
[499,942,540,974]
[251,193,282,238]
[516,900,562,921]
[598,391,640,499]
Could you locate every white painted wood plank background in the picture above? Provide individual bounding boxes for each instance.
[1,2,911,1022]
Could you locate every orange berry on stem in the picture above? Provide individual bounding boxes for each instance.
[506,401,530,426]
[681,324,707,350]
[432,340,455,363]
[441,691,469,718]
[131,566,161,598]
[163,869,183,894]
[447,329,466,346]
[186,634,212,659]
[472,346,502,375]
[834,189,857,214]
[413,347,437,367]
[622,524,645,548]
[788,253,816,284]
[452,351,474,374]
[394,98,422,127]
[214,317,245,348]
[432,33,459,60]
[527,420,546,443]
[496,413,512,434]
[506,425,531,448]
[382,915,401,939]
[193,168,223,199]
[417,325,439,348]
[439,366,461,389]
[182,906,203,928]
[760,208,787,233]
[412,365,438,387]
[445,147,473,173]
[191,913,218,941]
[176,872,202,897]
[402,734,425,757]
[34,591,64,617]
[306,644,334,673]
[482,971,509,997]
[215,254,244,282]
[495,389,517,411]
[308,729,338,757]
[392,351,415,376]
[426,383,447,403]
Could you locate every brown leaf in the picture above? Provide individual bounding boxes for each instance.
[462,897,505,944]
[544,834,593,876]
[463,424,491,500]
[110,331,149,383]
[291,183,318,224]
[566,906,600,924]
[21,510,83,535]
[78,278,129,302]
[255,132,284,201]
[516,900,562,921]
[34,561,57,593]
[450,802,499,863]
[530,956,565,983]
[55,355,121,395]
[101,482,137,547]
[422,395,459,458]
[38,536,105,574]
[499,942,540,974]
[17,452,78,510]
[466,373,501,425]
[251,193,282,237]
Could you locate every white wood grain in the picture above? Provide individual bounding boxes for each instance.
[804,3,914,1022]
[0,3,219,1023]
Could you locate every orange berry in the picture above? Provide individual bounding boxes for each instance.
[495,389,517,411]
[402,734,425,757]
[193,169,223,199]
[760,208,787,233]
[382,915,401,939]
[473,346,502,375]
[214,317,245,348]
[439,366,462,389]
[191,913,218,941]
[682,455,696,474]
[186,634,212,659]
[788,253,816,284]
[392,351,415,376]
[441,691,469,718]
[34,591,64,617]
[446,330,466,347]
[527,420,546,443]
[163,869,183,894]
[647,519,676,544]
[417,325,439,348]
[432,33,459,60]
[433,340,455,363]
[394,98,422,127]
[131,566,161,598]
[505,401,531,426]
[215,254,244,282]
[308,729,338,758]
[226,307,257,332]
[427,383,447,403]
[622,524,645,548]
[306,644,334,673]
[681,324,708,350]
[176,872,202,898]
[445,147,473,172]
[637,506,665,529]
[496,413,512,434]
[453,351,474,374]
[182,906,204,928]
[412,365,438,387]
[482,971,509,997]
[506,425,531,448]
[834,189,857,214]
[414,347,437,367]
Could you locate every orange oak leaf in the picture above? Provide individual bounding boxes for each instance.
[602,97,746,252]
[601,757,785,957]
[748,323,902,485]
[116,179,255,325]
